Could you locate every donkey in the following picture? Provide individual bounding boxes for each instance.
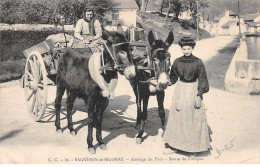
[54,28,135,154]
[129,30,174,144]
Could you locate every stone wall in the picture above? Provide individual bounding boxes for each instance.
[224,37,260,95]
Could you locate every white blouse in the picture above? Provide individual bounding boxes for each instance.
[74,18,102,41]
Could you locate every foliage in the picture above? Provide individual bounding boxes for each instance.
[156,0,209,24]
[0,29,73,82]
[0,0,115,25]
[135,0,142,10]
[0,30,73,61]
[0,59,26,83]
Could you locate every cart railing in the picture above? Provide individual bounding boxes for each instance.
[22,39,55,58]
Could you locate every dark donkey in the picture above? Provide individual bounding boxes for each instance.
[54,29,135,154]
[130,30,174,144]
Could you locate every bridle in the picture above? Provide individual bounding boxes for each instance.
[101,40,131,72]
[138,47,169,84]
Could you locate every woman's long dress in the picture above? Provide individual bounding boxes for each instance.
[163,55,211,153]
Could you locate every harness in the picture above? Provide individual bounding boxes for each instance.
[138,47,169,84]
[100,40,130,73]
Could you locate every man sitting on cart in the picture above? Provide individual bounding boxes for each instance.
[74,7,117,100]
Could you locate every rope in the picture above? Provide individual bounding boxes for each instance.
[138,77,156,84]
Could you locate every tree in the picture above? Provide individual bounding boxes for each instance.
[160,0,181,20]
[180,0,209,27]
[87,0,115,21]
[0,0,116,25]
[140,0,149,12]
[135,0,142,10]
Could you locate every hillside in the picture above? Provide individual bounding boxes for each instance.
[137,11,211,43]
[206,0,260,20]
[145,0,260,21]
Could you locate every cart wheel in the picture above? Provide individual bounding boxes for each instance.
[24,51,48,121]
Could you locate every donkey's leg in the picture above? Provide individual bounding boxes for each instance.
[96,97,109,150]
[55,82,66,133]
[135,97,142,129]
[66,90,77,136]
[132,81,142,129]
[157,91,166,131]
[136,94,149,144]
[84,98,96,154]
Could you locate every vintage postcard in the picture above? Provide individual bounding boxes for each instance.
[0,0,259,164]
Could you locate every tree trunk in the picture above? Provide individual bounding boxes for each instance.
[165,2,171,21]
[140,0,148,12]
[174,2,181,20]
[160,0,164,14]
[135,0,141,10]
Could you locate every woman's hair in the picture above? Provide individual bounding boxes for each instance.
[178,36,196,48]
[82,7,95,34]
[84,7,93,13]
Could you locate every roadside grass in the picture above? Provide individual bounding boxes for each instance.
[0,59,26,83]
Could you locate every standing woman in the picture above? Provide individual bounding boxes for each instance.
[163,37,211,156]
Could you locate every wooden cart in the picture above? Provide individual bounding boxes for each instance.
[21,39,65,121]
[21,38,152,122]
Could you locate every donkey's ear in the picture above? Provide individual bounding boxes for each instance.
[148,30,155,46]
[165,31,174,47]
[117,25,124,34]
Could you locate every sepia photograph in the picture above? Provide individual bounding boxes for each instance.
[0,0,260,164]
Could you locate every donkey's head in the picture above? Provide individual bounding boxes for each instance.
[148,30,174,90]
[102,27,136,80]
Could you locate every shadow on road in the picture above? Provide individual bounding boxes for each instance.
[0,129,24,142]
[204,37,240,90]
[37,94,168,147]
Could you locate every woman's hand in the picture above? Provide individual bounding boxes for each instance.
[195,96,201,109]
[167,80,173,86]
[175,100,181,111]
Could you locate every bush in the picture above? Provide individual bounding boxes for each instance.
[0,30,73,61]
[180,20,190,30]
[0,59,26,83]
[0,29,73,82]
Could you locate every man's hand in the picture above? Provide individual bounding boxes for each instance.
[195,96,201,109]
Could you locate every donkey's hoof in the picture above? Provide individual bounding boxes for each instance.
[56,128,63,134]
[70,130,76,136]
[88,147,96,154]
[136,138,142,144]
[99,144,107,150]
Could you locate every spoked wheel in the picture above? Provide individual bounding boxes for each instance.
[24,51,48,121]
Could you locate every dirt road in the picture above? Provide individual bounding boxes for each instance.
[0,36,259,164]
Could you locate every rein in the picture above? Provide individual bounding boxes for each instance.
[138,77,157,85]
[137,47,169,86]
[101,40,129,71]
